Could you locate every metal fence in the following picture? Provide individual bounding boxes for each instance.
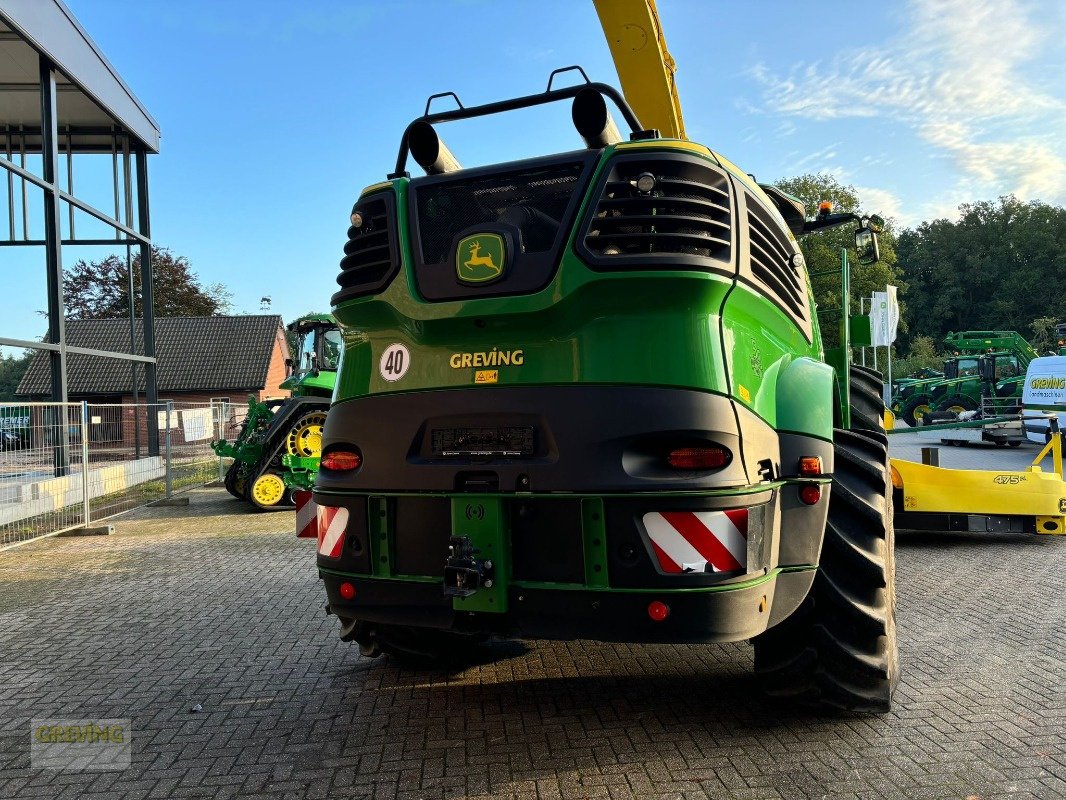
[0,400,244,549]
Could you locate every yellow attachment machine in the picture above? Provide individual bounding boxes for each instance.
[891,426,1066,535]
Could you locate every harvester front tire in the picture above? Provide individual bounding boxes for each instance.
[753,428,899,712]
[900,394,932,427]
[849,364,886,431]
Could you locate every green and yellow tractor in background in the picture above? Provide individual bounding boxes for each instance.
[213,314,342,510]
[892,330,1038,425]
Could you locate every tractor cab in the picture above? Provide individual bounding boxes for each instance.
[283,314,343,395]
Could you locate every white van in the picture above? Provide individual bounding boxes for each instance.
[1021,356,1066,443]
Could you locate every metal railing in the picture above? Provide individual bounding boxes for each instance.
[0,400,244,549]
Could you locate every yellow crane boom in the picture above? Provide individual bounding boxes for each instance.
[592,0,686,140]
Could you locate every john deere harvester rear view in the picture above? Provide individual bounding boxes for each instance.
[311,63,898,711]
[214,314,342,510]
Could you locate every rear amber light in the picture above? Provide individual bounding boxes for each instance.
[890,465,903,490]
[799,456,823,476]
[647,600,670,622]
[667,446,730,470]
[799,484,821,505]
[321,449,362,471]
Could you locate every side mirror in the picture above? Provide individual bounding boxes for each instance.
[854,226,880,265]
[867,214,885,233]
[284,357,294,376]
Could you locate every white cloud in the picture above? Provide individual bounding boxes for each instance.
[793,143,841,170]
[749,0,1066,206]
[854,186,907,227]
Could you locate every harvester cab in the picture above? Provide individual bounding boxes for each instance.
[213,314,341,510]
[315,69,898,711]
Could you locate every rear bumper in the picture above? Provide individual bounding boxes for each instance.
[321,567,816,643]
[314,385,831,643]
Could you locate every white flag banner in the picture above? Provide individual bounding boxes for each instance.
[886,284,900,344]
[870,286,900,347]
[181,408,214,442]
[870,292,889,346]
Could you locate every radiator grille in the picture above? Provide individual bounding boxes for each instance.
[746,200,809,325]
[583,157,731,263]
[334,193,399,303]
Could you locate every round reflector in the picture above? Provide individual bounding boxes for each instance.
[339,582,356,600]
[799,484,821,505]
[647,600,670,622]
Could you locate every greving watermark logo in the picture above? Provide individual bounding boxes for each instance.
[31,719,131,771]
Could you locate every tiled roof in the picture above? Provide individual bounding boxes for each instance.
[17,315,285,397]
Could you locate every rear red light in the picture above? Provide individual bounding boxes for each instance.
[339,582,356,600]
[667,446,730,470]
[321,449,362,471]
[647,600,670,622]
[799,484,821,505]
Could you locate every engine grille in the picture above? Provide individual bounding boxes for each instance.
[414,161,585,265]
[746,199,810,329]
[582,155,731,265]
[334,192,400,304]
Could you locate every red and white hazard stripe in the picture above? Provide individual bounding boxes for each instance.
[642,509,748,573]
[317,505,349,559]
[295,491,317,539]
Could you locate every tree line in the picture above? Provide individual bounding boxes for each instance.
[774,175,1066,373]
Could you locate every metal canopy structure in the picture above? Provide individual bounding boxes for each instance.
[0,0,161,463]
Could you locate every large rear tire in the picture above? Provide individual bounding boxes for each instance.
[754,428,899,711]
[900,393,932,427]
[849,364,886,431]
[935,394,978,415]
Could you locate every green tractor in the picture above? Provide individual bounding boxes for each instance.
[894,354,980,425]
[314,76,897,711]
[892,330,1038,425]
[213,314,341,510]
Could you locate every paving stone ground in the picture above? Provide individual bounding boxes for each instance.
[0,464,1063,799]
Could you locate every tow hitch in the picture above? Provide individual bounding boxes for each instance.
[444,536,494,597]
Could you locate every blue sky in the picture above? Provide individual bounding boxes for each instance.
[4,0,1066,339]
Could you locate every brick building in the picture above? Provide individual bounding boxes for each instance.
[16,315,289,446]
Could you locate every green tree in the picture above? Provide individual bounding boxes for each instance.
[0,350,32,401]
[773,174,902,348]
[896,196,1066,345]
[1030,316,1060,355]
[63,246,233,320]
[892,335,943,379]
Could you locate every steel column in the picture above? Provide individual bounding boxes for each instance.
[39,56,69,476]
[136,145,159,455]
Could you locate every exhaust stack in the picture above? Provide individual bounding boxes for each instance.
[572,87,622,149]
[409,120,462,175]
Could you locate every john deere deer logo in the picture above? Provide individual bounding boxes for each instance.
[456,234,505,284]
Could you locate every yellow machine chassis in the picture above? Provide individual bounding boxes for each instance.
[891,433,1066,535]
